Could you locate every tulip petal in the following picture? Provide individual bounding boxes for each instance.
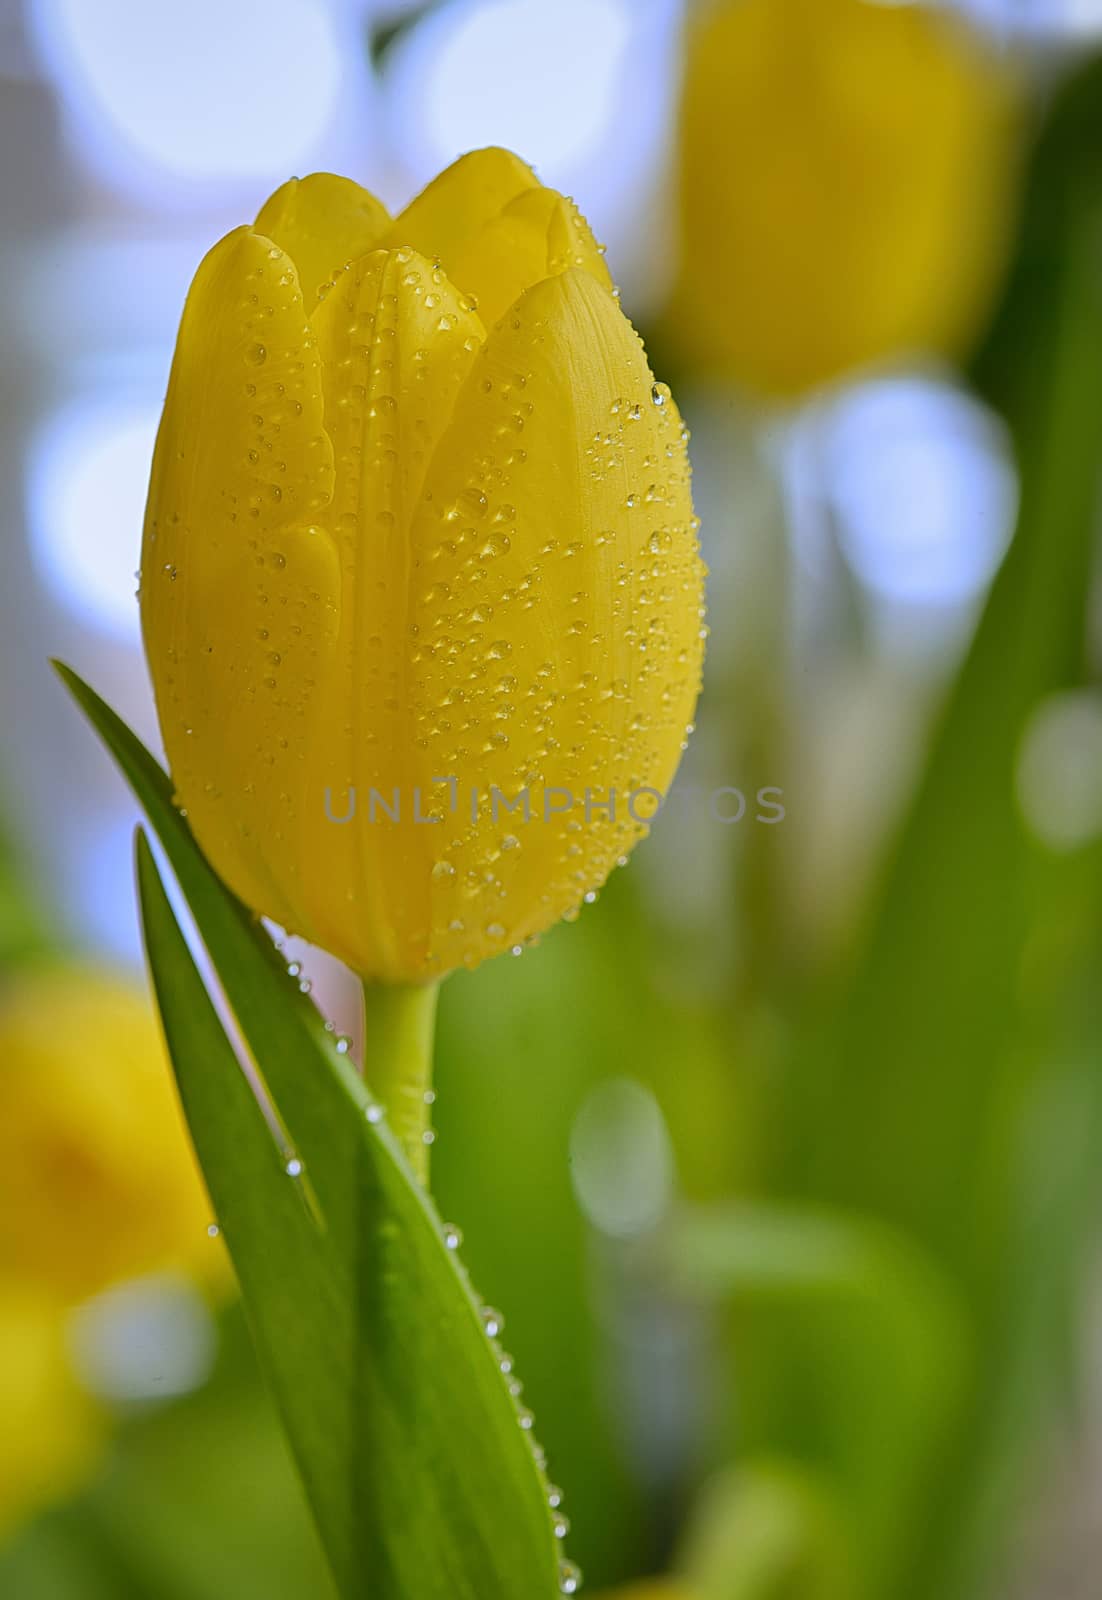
[300,249,486,973]
[386,146,539,261]
[255,174,391,307]
[141,226,340,934]
[386,148,612,326]
[404,268,705,974]
[311,247,485,539]
[435,185,614,330]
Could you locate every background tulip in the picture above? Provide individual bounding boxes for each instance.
[0,1288,101,1539]
[671,0,1019,397]
[141,148,705,986]
[0,968,222,1300]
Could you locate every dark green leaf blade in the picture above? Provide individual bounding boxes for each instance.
[134,831,348,1577]
[59,656,564,1600]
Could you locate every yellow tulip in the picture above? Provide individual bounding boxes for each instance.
[0,1287,102,1539]
[141,148,705,984]
[672,0,1019,397]
[0,968,224,1300]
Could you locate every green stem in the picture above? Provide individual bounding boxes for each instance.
[360,980,440,1184]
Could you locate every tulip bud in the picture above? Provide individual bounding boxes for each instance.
[671,0,1019,397]
[142,149,705,984]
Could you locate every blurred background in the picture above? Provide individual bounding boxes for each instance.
[2,0,1102,1596]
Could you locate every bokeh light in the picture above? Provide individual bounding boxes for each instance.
[825,374,1017,607]
[1017,691,1102,851]
[27,395,157,643]
[28,0,345,200]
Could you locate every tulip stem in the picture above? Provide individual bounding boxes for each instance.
[361,980,440,1184]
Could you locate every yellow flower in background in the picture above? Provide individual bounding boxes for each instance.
[0,968,222,1301]
[141,147,705,985]
[0,1287,102,1539]
[672,0,1019,398]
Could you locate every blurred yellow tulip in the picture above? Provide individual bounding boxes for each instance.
[0,1287,101,1539]
[672,0,1019,397]
[141,148,705,985]
[0,968,222,1300]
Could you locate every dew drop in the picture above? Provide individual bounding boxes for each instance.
[247,342,268,366]
[335,1035,352,1055]
[547,1485,565,1510]
[207,1223,221,1239]
[366,1103,385,1124]
[553,1514,571,1540]
[285,1156,304,1178]
[481,1306,505,1338]
[517,1406,535,1431]
[558,1560,583,1594]
[442,1223,463,1250]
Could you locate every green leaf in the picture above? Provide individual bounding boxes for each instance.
[667,1205,969,1599]
[0,784,52,969]
[55,663,564,1600]
[676,1463,856,1600]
